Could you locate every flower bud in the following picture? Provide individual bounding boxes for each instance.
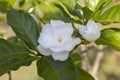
[78,20,100,42]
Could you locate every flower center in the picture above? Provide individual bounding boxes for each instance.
[57,37,63,43]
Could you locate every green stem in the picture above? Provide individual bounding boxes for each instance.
[8,71,12,80]
[70,44,80,54]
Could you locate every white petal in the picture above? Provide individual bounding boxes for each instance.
[51,20,73,41]
[37,45,52,56]
[79,20,100,42]
[63,38,81,51]
[51,20,65,27]
[51,51,69,61]
[87,20,97,30]
[38,24,55,48]
[50,46,64,52]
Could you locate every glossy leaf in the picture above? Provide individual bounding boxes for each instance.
[60,0,78,13]
[85,0,112,12]
[77,67,95,80]
[93,5,120,23]
[35,2,70,22]
[7,9,38,50]
[96,28,120,51]
[0,1,10,13]
[0,39,37,76]
[37,56,79,80]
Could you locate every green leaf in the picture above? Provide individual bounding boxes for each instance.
[35,2,70,22]
[7,0,15,7]
[60,0,78,13]
[7,36,25,45]
[93,5,120,23]
[77,67,95,80]
[0,55,37,76]
[37,56,79,80]
[85,0,112,12]
[0,38,30,63]
[96,28,120,51]
[0,38,38,76]
[7,36,20,44]
[0,1,10,13]
[7,9,38,50]
[82,7,93,20]
[70,54,82,66]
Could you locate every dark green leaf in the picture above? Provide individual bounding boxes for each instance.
[0,39,38,76]
[96,28,120,51]
[93,5,120,23]
[7,36,19,43]
[35,2,70,22]
[7,36,25,45]
[0,38,30,63]
[82,7,93,20]
[85,0,112,12]
[77,67,95,80]
[37,56,79,80]
[0,55,37,76]
[7,9,38,50]
[74,9,84,20]
[0,1,10,13]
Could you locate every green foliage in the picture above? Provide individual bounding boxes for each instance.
[0,38,38,76]
[7,0,16,7]
[60,0,78,13]
[93,5,120,23]
[96,28,120,51]
[37,56,79,80]
[7,9,39,50]
[70,54,82,66]
[77,67,95,80]
[85,0,112,12]
[20,0,41,10]
[34,2,70,22]
[82,7,93,21]
[37,56,94,80]
[0,1,10,13]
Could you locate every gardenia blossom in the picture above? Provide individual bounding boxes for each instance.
[78,20,100,42]
[37,20,81,61]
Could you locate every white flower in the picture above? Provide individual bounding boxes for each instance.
[78,20,100,42]
[37,20,81,61]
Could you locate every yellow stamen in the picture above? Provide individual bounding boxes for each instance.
[58,38,62,43]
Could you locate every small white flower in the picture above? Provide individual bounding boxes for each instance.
[78,20,100,42]
[37,20,81,61]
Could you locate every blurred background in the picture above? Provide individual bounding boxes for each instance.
[0,0,120,80]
